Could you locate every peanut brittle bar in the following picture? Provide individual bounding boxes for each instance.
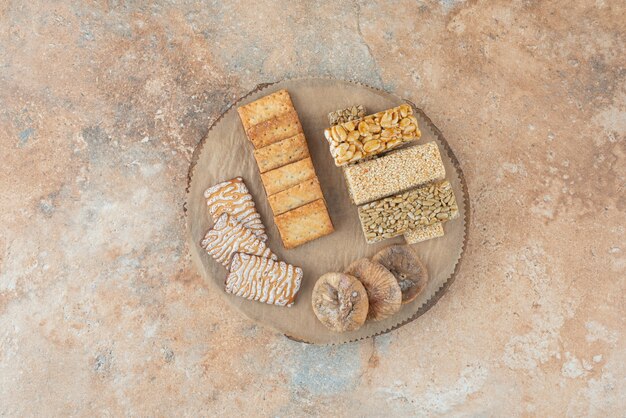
[323,104,420,166]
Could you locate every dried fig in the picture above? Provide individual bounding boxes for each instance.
[312,273,369,332]
[345,258,401,321]
[372,245,428,304]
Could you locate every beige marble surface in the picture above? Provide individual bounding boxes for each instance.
[0,1,624,416]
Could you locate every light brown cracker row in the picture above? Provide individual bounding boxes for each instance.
[225,253,303,307]
[328,105,367,126]
[357,180,459,244]
[244,110,303,149]
[237,89,294,133]
[204,177,267,242]
[253,133,309,173]
[268,178,323,216]
[274,199,334,249]
[201,214,276,267]
[260,157,316,196]
[343,142,445,205]
[404,223,445,244]
[324,104,421,166]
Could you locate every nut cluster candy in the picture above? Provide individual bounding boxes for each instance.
[323,104,421,166]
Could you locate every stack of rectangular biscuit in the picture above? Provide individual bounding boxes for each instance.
[238,90,334,249]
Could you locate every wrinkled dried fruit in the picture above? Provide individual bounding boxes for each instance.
[372,245,428,304]
[312,272,369,332]
[345,258,401,321]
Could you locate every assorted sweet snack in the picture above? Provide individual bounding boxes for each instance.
[343,142,446,206]
[226,253,303,307]
[238,89,334,248]
[274,199,334,250]
[201,214,276,267]
[202,177,303,307]
[204,177,267,242]
[311,272,369,332]
[357,180,459,243]
[372,245,428,304]
[323,104,421,166]
[200,91,462,330]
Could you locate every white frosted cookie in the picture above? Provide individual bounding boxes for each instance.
[204,177,267,242]
[201,214,275,267]
[225,253,303,307]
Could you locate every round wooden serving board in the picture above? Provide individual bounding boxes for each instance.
[186,78,470,344]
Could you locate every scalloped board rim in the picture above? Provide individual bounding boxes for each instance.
[186,78,470,345]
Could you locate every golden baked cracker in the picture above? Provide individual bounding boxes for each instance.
[225,253,303,307]
[274,199,334,249]
[237,89,294,133]
[204,177,267,241]
[201,214,276,267]
[268,178,323,216]
[260,157,316,196]
[245,111,303,149]
[253,133,309,173]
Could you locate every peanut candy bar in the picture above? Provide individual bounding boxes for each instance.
[343,142,445,205]
[328,105,366,126]
[357,180,459,244]
[226,253,303,307]
[201,214,276,267]
[204,177,267,241]
[324,104,420,166]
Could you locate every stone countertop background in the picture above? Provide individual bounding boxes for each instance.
[0,1,624,416]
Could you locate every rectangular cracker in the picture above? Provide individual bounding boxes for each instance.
[245,110,303,149]
[404,223,445,244]
[260,157,316,196]
[357,180,458,243]
[203,177,267,241]
[201,214,276,267]
[268,178,324,216]
[237,89,295,133]
[274,199,334,249]
[226,253,303,307]
[253,133,309,173]
[343,142,446,205]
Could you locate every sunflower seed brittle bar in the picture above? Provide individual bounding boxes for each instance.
[358,180,458,244]
[328,105,366,126]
